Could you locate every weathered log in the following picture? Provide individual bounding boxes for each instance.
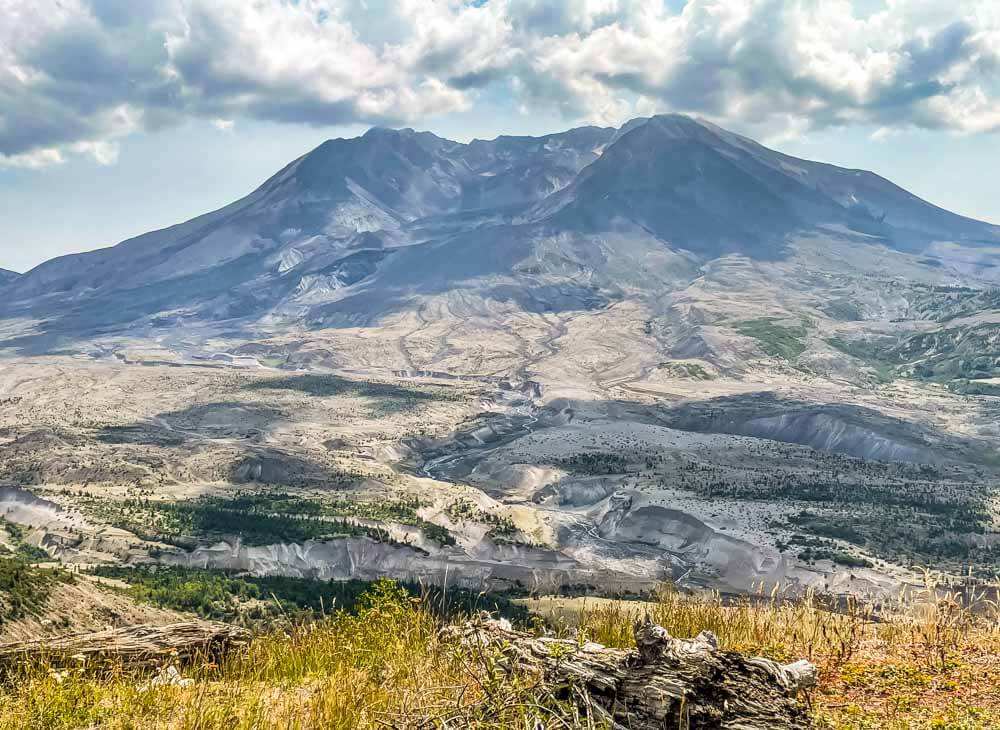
[446,616,817,729]
[0,621,251,669]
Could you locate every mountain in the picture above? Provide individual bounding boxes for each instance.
[2,114,998,349]
[6,113,1000,646]
[0,269,19,286]
[535,115,1000,257]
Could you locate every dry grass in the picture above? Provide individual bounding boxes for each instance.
[534,575,1000,729]
[2,577,1000,729]
[0,581,593,730]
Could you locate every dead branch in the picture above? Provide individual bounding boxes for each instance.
[0,621,251,670]
[445,616,817,729]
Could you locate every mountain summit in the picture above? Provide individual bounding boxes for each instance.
[540,114,998,256]
[3,114,998,348]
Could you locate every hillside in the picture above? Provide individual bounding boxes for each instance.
[0,576,998,729]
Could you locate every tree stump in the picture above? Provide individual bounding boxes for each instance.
[446,616,817,729]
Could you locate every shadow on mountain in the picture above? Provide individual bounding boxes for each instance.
[0,245,392,354]
[539,117,902,261]
[95,403,351,488]
[226,449,358,488]
[0,252,274,354]
[656,391,977,465]
[482,282,612,313]
[241,374,458,417]
[96,402,288,447]
[97,425,187,447]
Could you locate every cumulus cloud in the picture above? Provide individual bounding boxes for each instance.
[163,0,468,124]
[516,0,1000,137]
[2,0,999,167]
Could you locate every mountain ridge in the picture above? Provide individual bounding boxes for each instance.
[2,114,999,350]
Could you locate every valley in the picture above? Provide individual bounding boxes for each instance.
[1,269,997,620]
[1,115,999,640]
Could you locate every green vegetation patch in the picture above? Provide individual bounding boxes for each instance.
[0,519,51,564]
[784,507,993,570]
[899,324,1000,383]
[673,453,994,571]
[446,499,517,539]
[820,299,864,322]
[797,547,874,568]
[656,361,712,380]
[778,533,874,568]
[734,318,809,360]
[910,284,1000,322]
[87,567,529,627]
[825,314,1000,388]
[0,558,70,624]
[825,336,899,382]
[84,496,398,548]
[221,493,455,546]
[554,452,629,475]
[826,337,894,364]
[81,493,455,549]
[949,380,1000,397]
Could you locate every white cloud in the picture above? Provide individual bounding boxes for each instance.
[72,140,120,165]
[0,148,65,169]
[517,0,1000,138]
[2,0,1000,168]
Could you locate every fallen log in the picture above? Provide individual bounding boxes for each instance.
[0,621,251,670]
[446,616,817,729]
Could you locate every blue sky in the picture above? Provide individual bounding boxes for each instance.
[2,0,999,273]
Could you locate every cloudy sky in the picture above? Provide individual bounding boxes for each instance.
[2,0,999,272]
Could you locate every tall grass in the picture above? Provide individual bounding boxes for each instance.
[1,577,999,728]
[560,585,871,667]
[0,580,593,730]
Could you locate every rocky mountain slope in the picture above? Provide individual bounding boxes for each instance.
[2,114,998,350]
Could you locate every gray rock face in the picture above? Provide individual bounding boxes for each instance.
[2,114,998,348]
[161,536,649,593]
[592,491,784,594]
[662,394,968,464]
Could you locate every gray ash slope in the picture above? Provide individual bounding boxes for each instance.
[3,113,999,342]
[534,115,998,257]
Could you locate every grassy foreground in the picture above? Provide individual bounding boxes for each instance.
[1,578,999,729]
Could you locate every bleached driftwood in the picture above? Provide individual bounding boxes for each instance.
[446,616,817,729]
[0,621,251,669]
